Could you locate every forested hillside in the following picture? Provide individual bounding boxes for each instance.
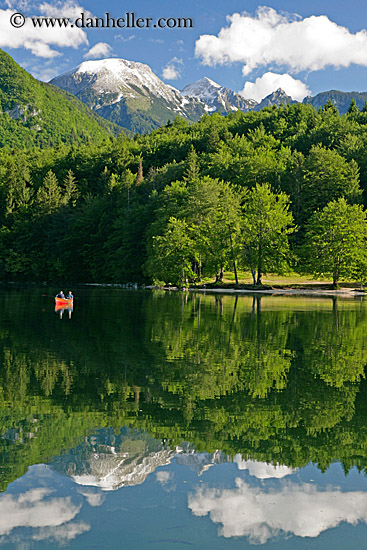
[1,99,367,285]
[0,49,121,148]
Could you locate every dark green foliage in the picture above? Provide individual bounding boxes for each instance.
[1,98,367,283]
[241,183,295,285]
[0,49,121,148]
[303,198,367,287]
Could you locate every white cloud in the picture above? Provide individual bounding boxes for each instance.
[84,42,113,59]
[0,4,88,58]
[5,0,32,8]
[77,488,105,507]
[162,65,180,80]
[156,471,172,485]
[31,66,60,81]
[162,57,183,80]
[115,34,135,42]
[240,72,311,102]
[233,457,296,479]
[195,7,367,76]
[189,479,367,543]
[32,521,90,542]
[0,488,81,536]
[25,41,61,58]
[38,1,92,20]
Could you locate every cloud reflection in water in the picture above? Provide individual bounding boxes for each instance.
[0,487,90,543]
[188,478,367,543]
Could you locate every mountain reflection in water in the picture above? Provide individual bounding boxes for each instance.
[1,287,367,548]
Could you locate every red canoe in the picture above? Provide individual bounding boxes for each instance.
[55,297,73,306]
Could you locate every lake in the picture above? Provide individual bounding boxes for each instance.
[1,286,367,549]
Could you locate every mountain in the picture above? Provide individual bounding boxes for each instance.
[50,58,205,134]
[181,77,257,114]
[50,427,175,491]
[50,427,228,490]
[181,82,367,116]
[254,88,295,111]
[0,49,120,148]
[47,55,367,135]
[303,90,367,113]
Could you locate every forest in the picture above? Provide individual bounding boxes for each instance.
[1,99,367,286]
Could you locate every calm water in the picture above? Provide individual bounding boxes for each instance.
[1,286,367,549]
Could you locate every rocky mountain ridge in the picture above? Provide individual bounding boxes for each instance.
[50,57,367,134]
[2,49,365,143]
[181,76,257,113]
[50,58,205,133]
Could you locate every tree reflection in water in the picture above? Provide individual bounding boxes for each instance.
[1,288,367,493]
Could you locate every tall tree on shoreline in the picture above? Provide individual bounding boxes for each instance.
[146,217,197,286]
[303,198,367,288]
[241,183,295,286]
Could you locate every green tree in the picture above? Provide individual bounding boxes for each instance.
[241,183,295,285]
[4,157,32,217]
[63,169,79,206]
[347,98,360,116]
[183,146,200,183]
[146,217,197,286]
[185,177,222,280]
[303,198,367,287]
[198,183,243,284]
[301,145,361,221]
[36,170,62,214]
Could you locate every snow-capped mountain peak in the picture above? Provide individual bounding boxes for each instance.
[49,57,298,133]
[53,58,180,104]
[181,77,222,98]
[181,77,258,114]
[50,57,205,133]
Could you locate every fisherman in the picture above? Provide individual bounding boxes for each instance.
[66,291,73,299]
[56,291,65,298]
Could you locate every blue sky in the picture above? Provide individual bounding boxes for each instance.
[1,0,367,100]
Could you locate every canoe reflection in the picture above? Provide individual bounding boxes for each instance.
[55,304,73,319]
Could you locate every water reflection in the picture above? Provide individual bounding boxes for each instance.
[55,304,73,319]
[2,439,367,547]
[1,288,367,547]
[51,428,175,491]
[233,457,296,479]
[0,473,90,546]
[189,478,367,543]
[2,290,367,485]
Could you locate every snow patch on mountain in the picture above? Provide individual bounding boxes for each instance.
[50,58,205,131]
[182,77,222,101]
[50,58,305,132]
[181,77,258,114]
[51,58,199,113]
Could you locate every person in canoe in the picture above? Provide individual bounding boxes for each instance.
[56,291,65,299]
[66,291,73,299]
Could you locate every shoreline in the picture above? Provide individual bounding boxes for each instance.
[2,281,366,297]
[186,286,366,297]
